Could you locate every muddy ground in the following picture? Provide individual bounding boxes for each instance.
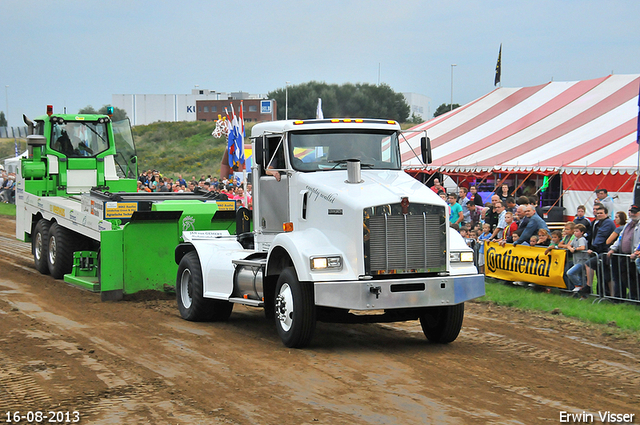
[0,216,638,424]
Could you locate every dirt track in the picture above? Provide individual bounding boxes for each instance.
[0,216,639,424]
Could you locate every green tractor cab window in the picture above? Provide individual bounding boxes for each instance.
[51,120,109,158]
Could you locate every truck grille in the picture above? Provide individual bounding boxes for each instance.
[364,203,446,275]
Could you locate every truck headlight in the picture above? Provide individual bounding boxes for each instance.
[310,256,343,270]
[450,252,474,263]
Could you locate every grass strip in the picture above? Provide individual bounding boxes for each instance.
[0,203,16,216]
[478,279,640,332]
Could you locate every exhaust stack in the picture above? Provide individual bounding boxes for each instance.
[346,159,363,184]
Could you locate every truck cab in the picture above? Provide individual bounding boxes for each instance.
[21,107,137,197]
[175,119,484,348]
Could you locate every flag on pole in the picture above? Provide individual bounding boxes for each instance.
[636,78,640,144]
[316,98,324,119]
[237,100,245,166]
[227,103,245,171]
[13,128,19,157]
[494,43,502,86]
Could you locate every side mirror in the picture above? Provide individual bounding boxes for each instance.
[254,136,264,173]
[421,136,432,164]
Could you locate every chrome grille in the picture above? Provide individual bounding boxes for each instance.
[366,205,446,274]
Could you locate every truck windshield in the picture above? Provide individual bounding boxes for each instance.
[288,130,401,171]
[51,121,109,158]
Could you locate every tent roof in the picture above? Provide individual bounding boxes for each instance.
[401,74,640,175]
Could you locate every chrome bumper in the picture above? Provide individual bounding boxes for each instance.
[314,274,485,310]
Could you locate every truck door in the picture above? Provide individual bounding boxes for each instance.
[258,134,289,233]
[111,119,138,179]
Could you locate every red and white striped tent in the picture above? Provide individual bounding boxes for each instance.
[401,74,640,218]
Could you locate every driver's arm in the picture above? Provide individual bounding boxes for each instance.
[265,166,281,182]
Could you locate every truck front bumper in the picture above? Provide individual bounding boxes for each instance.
[314,274,485,310]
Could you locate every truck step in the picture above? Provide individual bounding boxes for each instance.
[228,297,263,307]
[232,258,266,268]
[64,274,100,292]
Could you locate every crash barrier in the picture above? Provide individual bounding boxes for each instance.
[473,241,640,304]
[603,253,640,304]
[0,126,28,139]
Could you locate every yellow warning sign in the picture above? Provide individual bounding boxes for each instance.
[216,200,237,211]
[105,202,138,219]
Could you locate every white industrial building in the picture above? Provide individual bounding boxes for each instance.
[403,92,432,120]
[112,89,267,126]
[113,88,432,126]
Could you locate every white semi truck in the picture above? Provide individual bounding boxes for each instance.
[175,118,485,348]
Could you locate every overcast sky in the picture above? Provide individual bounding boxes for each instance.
[2,0,639,127]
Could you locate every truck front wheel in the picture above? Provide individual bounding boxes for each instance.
[419,303,465,343]
[47,222,75,279]
[274,267,316,348]
[33,219,51,274]
[176,251,233,322]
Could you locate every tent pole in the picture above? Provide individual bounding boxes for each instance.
[511,170,535,197]
[615,172,636,193]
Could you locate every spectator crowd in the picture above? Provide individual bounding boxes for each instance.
[0,169,15,204]
[437,180,639,303]
[137,169,252,209]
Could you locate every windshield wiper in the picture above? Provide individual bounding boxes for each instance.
[82,122,107,146]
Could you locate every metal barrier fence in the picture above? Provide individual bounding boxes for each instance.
[0,126,28,139]
[605,253,640,303]
[471,240,640,305]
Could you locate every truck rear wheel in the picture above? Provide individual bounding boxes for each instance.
[419,303,465,343]
[274,267,316,348]
[176,251,233,322]
[33,219,51,274]
[47,222,75,279]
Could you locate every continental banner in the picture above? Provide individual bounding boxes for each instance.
[484,242,568,288]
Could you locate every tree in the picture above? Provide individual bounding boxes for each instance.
[98,105,128,121]
[267,81,410,122]
[0,111,6,127]
[78,105,98,114]
[407,113,424,124]
[433,103,460,118]
[77,105,128,121]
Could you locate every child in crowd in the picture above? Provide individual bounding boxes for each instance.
[529,235,538,246]
[558,222,576,249]
[512,232,521,245]
[459,229,473,248]
[544,230,563,255]
[502,211,518,242]
[477,223,493,274]
[573,205,591,240]
[536,229,550,246]
[566,224,589,291]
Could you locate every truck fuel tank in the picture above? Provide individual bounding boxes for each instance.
[233,259,265,301]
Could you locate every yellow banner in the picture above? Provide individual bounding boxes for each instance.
[484,242,567,288]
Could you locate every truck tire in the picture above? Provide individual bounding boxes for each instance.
[419,303,465,344]
[274,267,316,348]
[47,222,75,279]
[33,219,51,274]
[176,251,233,322]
